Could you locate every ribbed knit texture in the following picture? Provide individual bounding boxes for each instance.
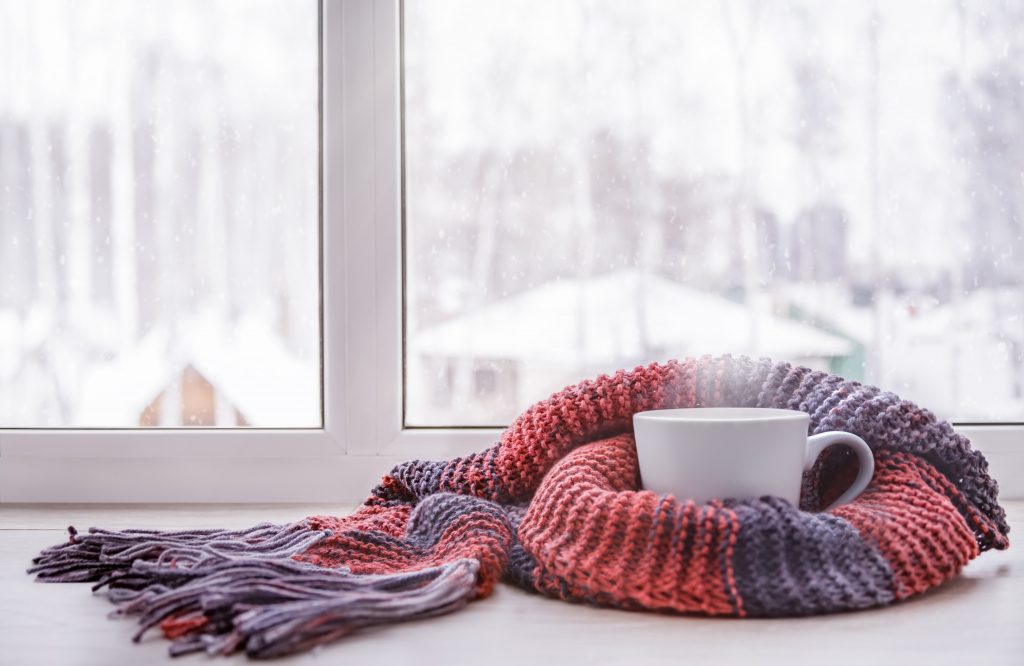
[29,356,1010,658]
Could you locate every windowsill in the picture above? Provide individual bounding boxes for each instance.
[1,502,1020,665]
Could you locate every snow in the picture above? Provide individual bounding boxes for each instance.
[412,270,853,365]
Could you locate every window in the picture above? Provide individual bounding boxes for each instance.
[0,1,1019,503]
[0,0,320,427]
[404,0,1024,427]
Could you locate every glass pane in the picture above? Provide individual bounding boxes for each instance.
[404,0,1024,426]
[0,0,320,427]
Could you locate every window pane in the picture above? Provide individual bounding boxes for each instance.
[404,0,1024,426]
[0,0,320,427]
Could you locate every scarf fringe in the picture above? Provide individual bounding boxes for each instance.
[28,525,480,658]
[28,522,329,583]
[140,558,478,659]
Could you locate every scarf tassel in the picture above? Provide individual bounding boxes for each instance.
[28,525,480,659]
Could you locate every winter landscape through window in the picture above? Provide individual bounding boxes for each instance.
[403,0,1024,427]
[0,0,321,427]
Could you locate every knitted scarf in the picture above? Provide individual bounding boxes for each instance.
[29,356,1010,659]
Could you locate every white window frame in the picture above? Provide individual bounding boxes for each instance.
[0,0,1020,503]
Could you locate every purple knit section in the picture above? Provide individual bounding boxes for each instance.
[729,497,895,616]
[501,505,537,589]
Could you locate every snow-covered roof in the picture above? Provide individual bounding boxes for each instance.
[777,283,874,343]
[903,288,1023,343]
[75,310,319,427]
[411,270,853,365]
[182,313,319,427]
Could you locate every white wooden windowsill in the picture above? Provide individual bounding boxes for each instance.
[0,502,1020,665]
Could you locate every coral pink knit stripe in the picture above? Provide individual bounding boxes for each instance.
[832,450,980,599]
[518,435,741,615]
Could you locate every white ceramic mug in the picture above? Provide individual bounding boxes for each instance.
[632,407,874,510]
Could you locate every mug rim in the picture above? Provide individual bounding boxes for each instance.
[633,407,808,422]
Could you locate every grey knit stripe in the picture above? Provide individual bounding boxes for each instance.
[729,497,895,616]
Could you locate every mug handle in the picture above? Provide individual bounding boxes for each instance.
[804,432,875,511]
